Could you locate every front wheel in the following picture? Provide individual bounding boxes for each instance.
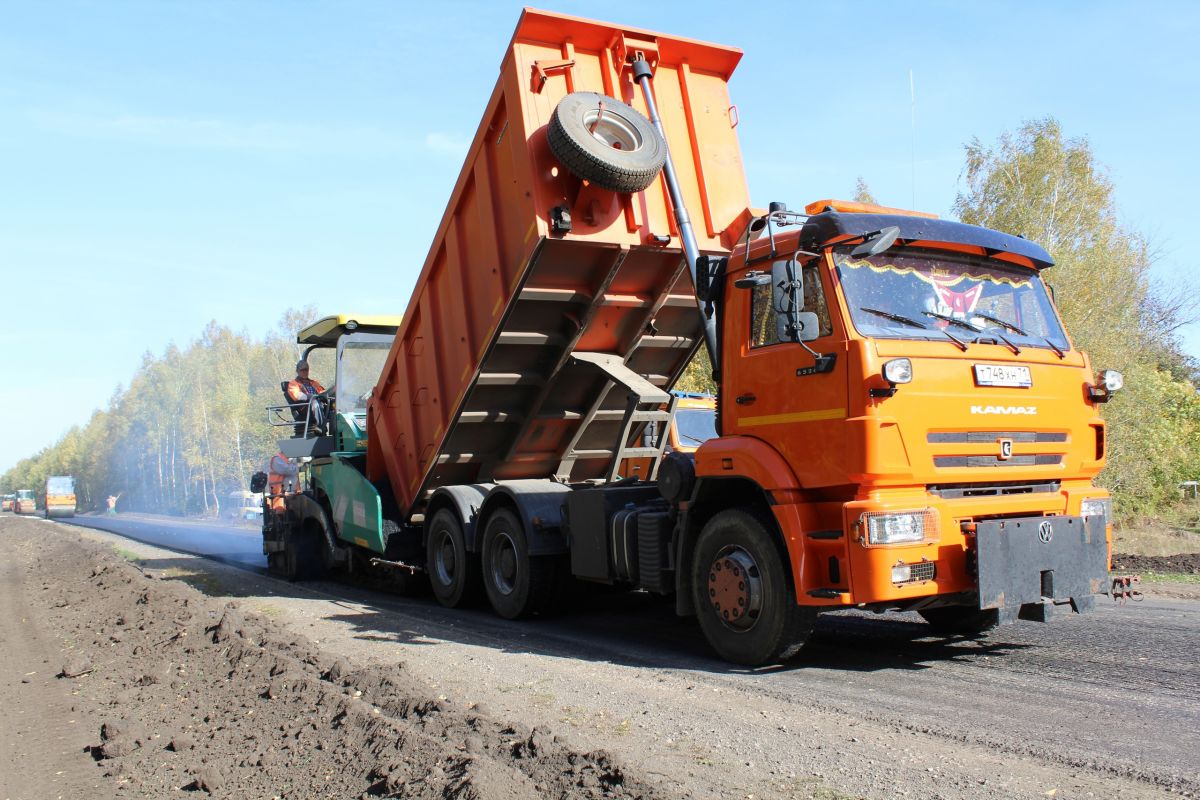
[427,509,481,608]
[480,508,557,619]
[691,509,817,666]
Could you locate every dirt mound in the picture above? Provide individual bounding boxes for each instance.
[1112,552,1200,575]
[28,529,681,799]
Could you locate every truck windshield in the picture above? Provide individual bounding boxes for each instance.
[47,476,74,494]
[675,407,717,446]
[339,341,392,413]
[834,248,1070,353]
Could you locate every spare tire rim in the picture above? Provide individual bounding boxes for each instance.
[489,530,518,596]
[583,108,642,152]
[707,546,763,631]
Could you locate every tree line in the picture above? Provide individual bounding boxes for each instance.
[6,118,1199,519]
[1,309,326,516]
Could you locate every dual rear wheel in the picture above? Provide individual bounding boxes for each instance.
[426,507,557,619]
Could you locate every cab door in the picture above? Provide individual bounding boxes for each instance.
[722,255,850,488]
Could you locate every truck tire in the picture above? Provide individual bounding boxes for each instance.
[427,509,482,608]
[918,606,1000,635]
[691,509,817,665]
[547,91,666,194]
[480,508,556,619]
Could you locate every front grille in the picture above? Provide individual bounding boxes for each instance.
[927,431,1069,444]
[929,480,1060,499]
[934,454,1064,468]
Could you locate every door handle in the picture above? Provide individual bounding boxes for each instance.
[736,393,756,405]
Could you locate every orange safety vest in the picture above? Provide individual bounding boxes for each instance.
[286,377,326,405]
[267,453,297,515]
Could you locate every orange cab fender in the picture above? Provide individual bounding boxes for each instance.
[675,436,804,616]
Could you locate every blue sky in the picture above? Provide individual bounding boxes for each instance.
[2,1,1197,472]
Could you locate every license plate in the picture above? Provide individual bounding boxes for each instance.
[973,364,1032,388]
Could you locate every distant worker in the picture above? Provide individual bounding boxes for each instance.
[106,494,118,516]
[266,452,299,515]
[286,360,328,436]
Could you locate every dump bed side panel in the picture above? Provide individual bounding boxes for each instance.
[368,9,750,517]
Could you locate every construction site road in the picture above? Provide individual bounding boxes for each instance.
[14,512,1200,799]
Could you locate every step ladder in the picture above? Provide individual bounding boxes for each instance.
[555,352,679,483]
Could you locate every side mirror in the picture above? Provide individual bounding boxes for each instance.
[850,226,900,258]
[770,259,803,315]
[776,311,820,343]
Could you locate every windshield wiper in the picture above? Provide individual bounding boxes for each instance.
[973,312,1026,336]
[678,432,707,445]
[923,311,982,333]
[971,312,1067,357]
[860,307,967,351]
[860,307,927,329]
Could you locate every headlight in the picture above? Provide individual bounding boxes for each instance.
[860,509,938,545]
[1081,498,1112,523]
[1098,370,1123,392]
[883,358,913,384]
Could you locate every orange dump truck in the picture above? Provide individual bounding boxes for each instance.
[264,9,1118,665]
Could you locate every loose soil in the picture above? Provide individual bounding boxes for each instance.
[0,517,679,800]
[1112,551,1200,575]
[8,513,1199,800]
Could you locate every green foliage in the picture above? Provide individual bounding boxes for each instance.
[0,307,320,515]
[676,349,716,396]
[955,118,1200,516]
[853,177,877,205]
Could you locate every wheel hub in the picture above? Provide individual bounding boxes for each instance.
[434,533,456,584]
[583,107,642,151]
[490,531,518,596]
[707,546,763,631]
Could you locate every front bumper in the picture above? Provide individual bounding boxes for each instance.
[975,514,1107,615]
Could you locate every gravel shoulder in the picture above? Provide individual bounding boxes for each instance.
[8,513,1198,799]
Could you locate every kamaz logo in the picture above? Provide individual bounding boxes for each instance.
[970,405,1037,415]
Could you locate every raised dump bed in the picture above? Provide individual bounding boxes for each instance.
[366,9,751,518]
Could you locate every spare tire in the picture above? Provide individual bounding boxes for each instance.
[548,91,666,193]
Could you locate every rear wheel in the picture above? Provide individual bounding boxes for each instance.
[691,509,817,666]
[480,508,556,619]
[427,509,481,608]
[918,606,1000,635]
[283,525,325,582]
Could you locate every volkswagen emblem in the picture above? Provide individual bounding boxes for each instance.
[1038,520,1053,543]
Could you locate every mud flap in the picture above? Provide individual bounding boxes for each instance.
[976,515,1107,618]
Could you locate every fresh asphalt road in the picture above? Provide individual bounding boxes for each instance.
[65,513,267,570]
[58,511,1200,795]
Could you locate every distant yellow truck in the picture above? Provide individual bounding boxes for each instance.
[44,476,76,518]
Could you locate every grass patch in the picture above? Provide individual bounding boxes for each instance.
[1114,503,1200,556]
[112,546,142,562]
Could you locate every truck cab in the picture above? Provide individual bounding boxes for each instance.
[691,199,1114,641]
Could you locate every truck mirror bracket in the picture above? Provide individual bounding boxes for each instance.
[796,353,836,377]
